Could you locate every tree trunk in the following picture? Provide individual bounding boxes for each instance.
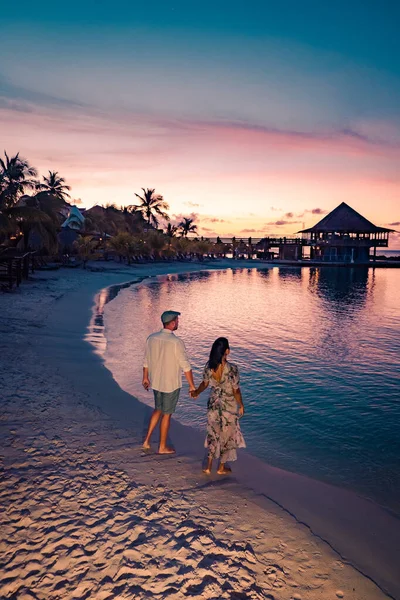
[22,226,31,252]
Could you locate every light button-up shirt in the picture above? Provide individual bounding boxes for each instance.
[143,329,191,393]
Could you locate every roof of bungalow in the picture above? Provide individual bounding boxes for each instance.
[61,205,85,230]
[298,202,394,234]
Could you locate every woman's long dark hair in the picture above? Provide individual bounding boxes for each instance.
[208,337,230,371]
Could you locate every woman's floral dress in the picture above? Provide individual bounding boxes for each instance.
[203,361,246,462]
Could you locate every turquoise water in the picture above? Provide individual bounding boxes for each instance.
[103,267,400,514]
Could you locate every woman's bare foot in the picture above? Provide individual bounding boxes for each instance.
[217,465,232,475]
[142,441,151,450]
[202,457,213,474]
[158,446,176,454]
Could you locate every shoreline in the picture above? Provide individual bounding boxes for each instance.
[95,268,400,596]
[1,260,399,599]
[96,270,400,517]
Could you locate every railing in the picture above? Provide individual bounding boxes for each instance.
[258,237,307,246]
[198,236,390,249]
[0,251,36,291]
[204,237,306,246]
[307,238,389,248]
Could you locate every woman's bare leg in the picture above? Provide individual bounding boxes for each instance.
[202,456,213,474]
[217,462,232,474]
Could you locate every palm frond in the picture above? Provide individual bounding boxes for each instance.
[6,205,53,224]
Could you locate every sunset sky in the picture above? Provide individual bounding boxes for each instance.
[1,1,400,242]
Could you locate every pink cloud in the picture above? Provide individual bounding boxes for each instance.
[266,220,302,226]
[184,201,202,208]
[1,101,399,239]
[202,217,227,223]
[309,207,328,215]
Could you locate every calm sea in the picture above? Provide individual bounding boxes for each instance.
[102,266,400,514]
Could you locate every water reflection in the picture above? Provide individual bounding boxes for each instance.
[84,278,141,355]
[277,267,303,281]
[309,267,370,307]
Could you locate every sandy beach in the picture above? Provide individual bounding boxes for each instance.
[1,260,399,600]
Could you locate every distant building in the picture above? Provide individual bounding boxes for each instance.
[298,202,394,263]
[61,206,85,231]
[58,206,85,253]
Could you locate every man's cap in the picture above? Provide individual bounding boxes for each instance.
[161,310,181,324]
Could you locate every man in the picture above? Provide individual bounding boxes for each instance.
[142,310,195,454]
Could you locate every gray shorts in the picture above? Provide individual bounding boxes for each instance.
[154,388,181,414]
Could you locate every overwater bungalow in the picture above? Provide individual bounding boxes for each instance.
[297,202,394,263]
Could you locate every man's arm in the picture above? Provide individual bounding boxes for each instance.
[142,366,150,390]
[176,339,195,392]
[191,379,209,398]
[184,369,196,392]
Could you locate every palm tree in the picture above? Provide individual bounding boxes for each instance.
[214,241,227,258]
[6,193,64,251]
[0,192,63,253]
[131,188,169,228]
[146,231,166,259]
[108,232,137,264]
[171,236,192,258]
[36,171,71,201]
[122,205,147,234]
[73,236,97,268]
[11,205,58,252]
[0,151,38,210]
[178,217,198,237]
[165,222,178,239]
[0,172,9,236]
[193,239,212,261]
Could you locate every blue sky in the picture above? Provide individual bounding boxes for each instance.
[1,0,399,240]
[3,0,399,73]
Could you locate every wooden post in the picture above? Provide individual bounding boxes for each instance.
[16,259,22,286]
[7,259,13,290]
[23,255,29,279]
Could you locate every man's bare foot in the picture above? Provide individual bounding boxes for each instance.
[202,467,211,474]
[158,447,176,454]
[142,441,151,450]
[217,465,232,475]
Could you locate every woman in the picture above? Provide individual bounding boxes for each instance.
[192,337,246,474]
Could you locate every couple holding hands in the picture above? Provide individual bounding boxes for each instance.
[142,310,246,474]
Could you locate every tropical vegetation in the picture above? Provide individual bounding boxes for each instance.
[130,188,170,228]
[1,150,239,266]
[36,171,71,201]
[178,217,198,237]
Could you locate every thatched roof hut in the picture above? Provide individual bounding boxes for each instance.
[298,202,394,262]
[298,202,393,235]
